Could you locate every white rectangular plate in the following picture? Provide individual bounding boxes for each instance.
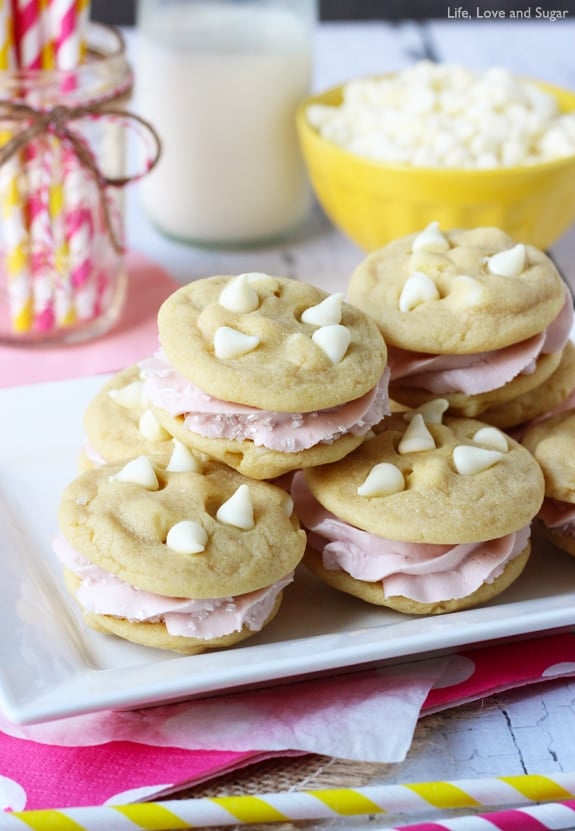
[2,374,575,725]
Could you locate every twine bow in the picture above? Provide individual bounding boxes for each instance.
[0,91,162,253]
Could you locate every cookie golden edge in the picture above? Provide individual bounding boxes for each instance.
[64,570,284,655]
[303,543,531,615]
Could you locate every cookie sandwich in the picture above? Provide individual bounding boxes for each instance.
[54,448,306,653]
[292,405,545,615]
[140,272,390,479]
[80,365,176,469]
[348,224,574,430]
[522,409,575,558]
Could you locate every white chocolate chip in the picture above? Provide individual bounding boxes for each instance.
[411,221,450,253]
[166,440,202,473]
[357,462,405,497]
[409,250,448,274]
[405,398,449,424]
[312,324,351,364]
[138,409,171,441]
[301,292,344,326]
[282,494,294,516]
[453,445,504,475]
[213,326,260,360]
[399,272,440,312]
[450,275,487,306]
[307,62,575,170]
[166,520,208,554]
[216,483,255,530]
[398,413,436,453]
[109,380,147,409]
[109,455,159,490]
[472,426,508,453]
[218,273,260,313]
[486,244,526,277]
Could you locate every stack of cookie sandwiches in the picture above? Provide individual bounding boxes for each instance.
[55,272,391,651]
[348,223,575,432]
[54,223,568,650]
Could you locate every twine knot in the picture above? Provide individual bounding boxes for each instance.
[0,90,162,253]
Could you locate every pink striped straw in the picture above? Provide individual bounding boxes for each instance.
[390,799,575,830]
[13,0,57,332]
[51,0,98,326]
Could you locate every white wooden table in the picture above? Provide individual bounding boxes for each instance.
[124,16,575,826]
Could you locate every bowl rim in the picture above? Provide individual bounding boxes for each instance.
[296,73,575,176]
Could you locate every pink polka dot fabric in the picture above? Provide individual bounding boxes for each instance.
[2,632,575,811]
[422,632,575,713]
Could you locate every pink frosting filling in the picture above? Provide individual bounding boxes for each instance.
[539,498,575,533]
[82,438,107,466]
[388,288,573,395]
[140,351,390,452]
[291,473,529,604]
[53,534,292,640]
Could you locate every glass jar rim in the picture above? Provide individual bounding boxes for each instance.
[0,22,127,80]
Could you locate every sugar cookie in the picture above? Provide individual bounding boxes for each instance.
[81,365,175,469]
[54,452,306,653]
[348,224,573,428]
[522,409,575,558]
[292,409,544,615]
[141,273,390,479]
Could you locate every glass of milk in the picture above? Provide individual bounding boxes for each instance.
[136,0,317,247]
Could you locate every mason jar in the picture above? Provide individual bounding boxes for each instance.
[0,24,133,346]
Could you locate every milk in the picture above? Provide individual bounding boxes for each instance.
[136,1,315,245]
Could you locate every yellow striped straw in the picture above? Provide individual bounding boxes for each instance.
[2,772,575,830]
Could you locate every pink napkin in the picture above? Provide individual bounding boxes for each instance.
[2,632,575,811]
[0,251,179,388]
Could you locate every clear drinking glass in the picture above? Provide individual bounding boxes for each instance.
[136,0,317,247]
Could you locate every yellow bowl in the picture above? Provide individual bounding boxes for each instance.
[296,78,575,251]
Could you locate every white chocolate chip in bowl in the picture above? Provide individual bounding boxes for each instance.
[472,426,509,453]
[166,440,202,473]
[216,483,255,530]
[138,409,171,441]
[357,462,405,497]
[486,244,526,277]
[109,380,147,409]
[213,326,260,360]
[218,273,260,313]
[411,221,450,253]
[399,272,440,312]
[166,520,208,554]
[398,413,436,454]
[301,292,344,326]
[453,445,504,475]
[109,456,159,490]
[312,324,351,364]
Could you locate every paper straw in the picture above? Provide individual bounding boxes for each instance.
[51,0,99,326]
[2,774,575,829]
[12,0,56,332]
[0,0,34,333]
